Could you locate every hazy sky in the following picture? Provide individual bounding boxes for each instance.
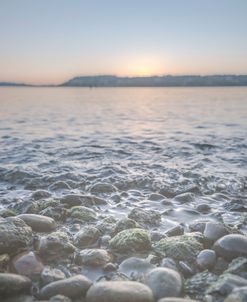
[0,0,247,84]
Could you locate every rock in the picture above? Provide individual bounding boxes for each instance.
[161,258,178,271]
[224,286,247,302]
[60,194,88,207]
[75,249,112,267]
[0,217,32,255]
[114,218,139,234]
[90,183,117,195]
[49,295,72,302]
[73,226,100,248]
[0,253,9,272]
[31,190,51,200]
[154,234,203,262]
[150,230,165,242]
[206,273,247,301]
[68,206,96,222]
[189,221,207,233]
[0,208,16,218]
[165,225,184,237]
[128,208,161,226]
[96,216,117,235]
[178,261,195,277]
[39,207,66,222]
[119,257,155,280]
[173,193,195,203]
[148,193,165,201]
[184,271,218,301]
[17,214,56,232]
[109,228,151,253]
[86,281,154,302]
[12,251,44,278]
[41,266,66,285]
[225,257,247,279]
[145,268,183,300]
[204,222,228,246]
[213,234,247,260]
[39,275,92,299]
[49,181,71,191]
[195,203,211,214]
[38,232,75,261]
[158,299,200,302]
[0,273,31,296]
[213,257,229,275]
[196,249,216,270]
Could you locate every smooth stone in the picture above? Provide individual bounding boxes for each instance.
[148,193,165,201]
[213,257,229,275]
[196,249,216,270]
[17,214,56,232]
[31,190,51,200]
[195,203,211,214]
[119,257,155,280]
[60,194,88,207]
[0,273,31,296]
[178,261,194,277]
[113,218,139,235]
[224,286,247,302]
[161,258,178,271]
[73,226,100,248]
[75,249,112,267]
[68,206,96,222]
[39,275,92,299]
[213,234,247,260]
[49,295,72,302]
[38,232,75,261]
[49,181,71,191]
[128,208,161,226]
[86,281,154,302]
[203,222,228,245]
[109,228,151,253]
[158,299,200,302]
[225,257,247,279]
[0,217,32,255]
[165,225,184,237]
[145,268,183,300]
[41,266,66,285]
[12,251,44,278]
[90,182,117,194]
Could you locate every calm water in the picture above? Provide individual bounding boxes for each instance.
[0,87,246,231]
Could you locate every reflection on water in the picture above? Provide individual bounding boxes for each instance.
[0,87,246,231]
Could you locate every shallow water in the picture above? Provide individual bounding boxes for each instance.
[0,87,247,232]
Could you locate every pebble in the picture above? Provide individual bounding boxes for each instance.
[75,248,112,267]
[213,234,247,260]
[224,286,247,302]
[196,249,216,270]
[41,266,66,285]
[203,222,228,245]
[17,214,56,232]
[0,273,31,296]
[12,251,44,278]
[39,275,92,299]
[128,207,161,226]
[119,257,155,280]
[86,281,154,302]
[145,268,183,300]
[73,226,100,248]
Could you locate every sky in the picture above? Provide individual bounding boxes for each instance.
[0,0,247,84]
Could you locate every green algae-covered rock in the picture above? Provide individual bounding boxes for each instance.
[154,234,203,262]
[68,206,96,222]
[184,270,218,301]
[109,228,151,253]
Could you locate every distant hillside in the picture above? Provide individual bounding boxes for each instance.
[0,82,30,87]
[61,75,247,87]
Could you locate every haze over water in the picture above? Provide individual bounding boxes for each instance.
[1,87,246,233]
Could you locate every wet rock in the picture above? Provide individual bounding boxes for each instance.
[68,206,96,222]
[213,234,247,260]
[145,267,183,300]
[109,228,151,253]
[11,200,40,215]
[114,218,139,235]
[38,232,75,261]
[184,271,218,301]
[17,214,56,232]
[73,226,100,248]
[12,251,44,278]
[39,275,92,299]
[0,208,16,218]
[196,249,216,270]
[165,225,184,237]
[158,299,200,302]
[213,257,229,275]
[49,295,72,302]
[204,222,229,246]
[60,194,88,208]
[206,273,247,299]
[75,249,112,267]
[224,286,247,302]
[178,261,195,277]
[90,182,117,195]
[0,253,10,272]
[150,230,165,242]
[86,281,154,302]
[148,193,165,201]
[188,220,207,233]
[31,190,51,200]
[225,257,247,279]
[128,208,161,226]
[38,199,60,211]
[119,257,155,280]
[39,206,66,222]
[195,203,211,214]
[0,217,32,255]
[96,216,117,235]
[161,258,178,271]
[49,181,71,191]
[41,266,66,285]
[174,193,195,203]
[154,234,203,262]
[0,273,31,296]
